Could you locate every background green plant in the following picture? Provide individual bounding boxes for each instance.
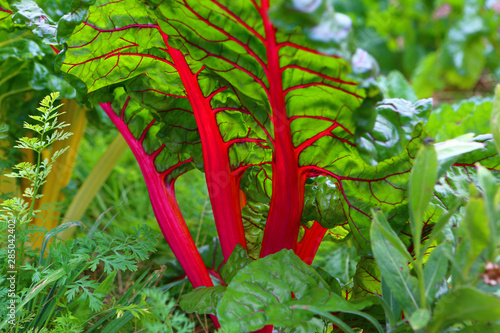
[0,94,191,333]
[335,0,500,99]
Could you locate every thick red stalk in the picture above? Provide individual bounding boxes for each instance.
[259,1,306,257]
[158,31,247,261]
[296,222,328,265]
[101,103,213,289]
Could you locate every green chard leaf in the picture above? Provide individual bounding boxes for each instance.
[179,285,226,316]
[0,1,14,29]
[53,0,398,257]
[352,257,382,300]
[58,0,273,261]
[216,249,376,331]
[354,97,432,166]
[427,96,500,176]
[377,70,418,103]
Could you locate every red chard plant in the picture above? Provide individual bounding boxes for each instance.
[7,0,500,331]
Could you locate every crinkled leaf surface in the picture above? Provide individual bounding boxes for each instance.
[106,87,196,179]
[352,257,381,300]
[354,97,432,166]
[428,97,500,208]
[427,97,494,142]
[179,285,226,316]
[427,97,499,173]
[377,70,418,103]
[11,0,93,45]
[55,0,382,252]
[302,176,346,228]
[58,0,275,259]
[217,249,374,331]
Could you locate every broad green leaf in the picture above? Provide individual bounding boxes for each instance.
[429,287,500,333]
[313,242,359,286]
[58,0,272,260]
[11,0,93,45]
[49,0,500,275]
[427,97,494,142]
[352,257,381,299]
[409,144,438,248]
[179,286,226,315]
[239,164,272,259]
[143,0,391,254]
[354,97,432,166]
[377,70,418,102]
[292,291,382,333]
[268,0,355,58]
[220,244,252,285]
[217,249,336,331]
[371,211,419,313]
[52,0,448,258]
[12,0,56,44]
[314,266,342,296]
[435,134,485,161]
[290,304,356,333]
[0,39,43,60]
[0,1,14,29]
[302,176,346,228]
[107,88,196,180]
[434,135,485,178]
[426,96,499,180]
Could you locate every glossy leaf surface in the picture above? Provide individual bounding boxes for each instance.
[355,97,432,166]
[217,249,375,331]
[179,286,226,316]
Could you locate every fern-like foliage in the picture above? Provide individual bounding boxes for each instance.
[142,288,194,333]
